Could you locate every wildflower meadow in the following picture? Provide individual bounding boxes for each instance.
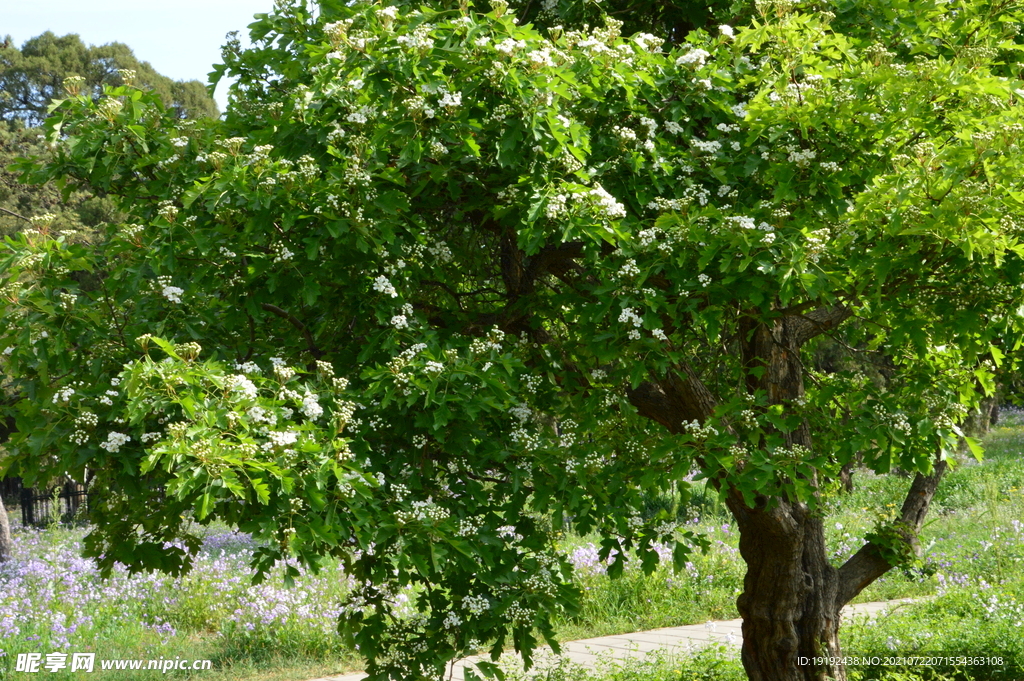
[3,412,1024,680]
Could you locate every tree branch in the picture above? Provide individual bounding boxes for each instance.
[789,305,854,346]
[627,363,719,434]
[0,206,32,224]
[260,303,323,359]
[835,455,948,607]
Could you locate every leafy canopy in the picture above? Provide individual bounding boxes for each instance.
[4,0,1024,677]
[0,31,218,125]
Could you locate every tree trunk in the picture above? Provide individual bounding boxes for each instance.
[0,492,12,563]
[728,497,844,681]
[627,307,946,681]
[729,314,848,680]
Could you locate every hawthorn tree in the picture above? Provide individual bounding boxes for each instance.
[3,0,1024,679]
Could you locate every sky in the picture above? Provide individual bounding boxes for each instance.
[4,0,276,112]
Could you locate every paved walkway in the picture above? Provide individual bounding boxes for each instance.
[308,598,922,681]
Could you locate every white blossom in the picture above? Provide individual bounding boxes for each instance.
[676,48,710,67]
[267,430,299,448]
[162,286,184,304]
[373,275,398,297]
[226,374,259,400]
[100,432,131,453]
[301,393,323,420]
[589,184,626,220]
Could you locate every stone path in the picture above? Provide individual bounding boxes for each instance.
[307,598,922,681]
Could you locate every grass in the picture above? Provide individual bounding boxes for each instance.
[2,411,1024,680]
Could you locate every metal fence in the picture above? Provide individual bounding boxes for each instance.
[19,481,89,526]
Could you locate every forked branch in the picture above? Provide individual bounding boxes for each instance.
[835,455,948,607]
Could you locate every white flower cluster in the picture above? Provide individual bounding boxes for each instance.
[697,273,711,287]
[98,389,119,406]
[496,525,523,541]
[637,228,659,247]
[457,516,482,537]
[235,361,260,374]
[470,327,505,354]
[266,430,299,449]
[617,259,640,278]
[495,37,526,54]
[396,497,451,525]
[373,275,398,297]
[524,568,557,597]
[504,602,533,626]
[396,24,434,51]
[634,33,662,51]
[53,387,76,404]
[725,216,771,231]
[424,361,445,374]
[589,184,626,221]
[509,403,532,423]
[438,90,462,108]
[226,374,259,401]
[247,405,277,426]
[463,594,490,616]
[248,144,274,165]
[273,361,296,381]
[522,374,543,393]
[120,223,145,241]
[618,307,643,328]
[301,393,323,420]
[804,227,831,262]
[692,138,722,154]
[682,419,719,439]
[442,611,462,629]
[70,411,98,445]
[546,193,569,219]
[676,48,710,67]
[387,343,428,373]
[271,243,294,262]
[527,46,557,67]
[646,196,689,213]
[405,95,436,119]
[345,106,374,125]
[377,5,399,21]
[875,407,912,435]
[613,125,637,142]
[334,400,357,430]
[323,18,353,46]
[788,147,817,167]
[664,120,684,136]
[154,275,184,304]
[100,431,131,453]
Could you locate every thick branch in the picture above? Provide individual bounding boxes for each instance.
[627,364,718,434]
[260,303,323,359]
[835,457,948,607]
[789,305,853,346]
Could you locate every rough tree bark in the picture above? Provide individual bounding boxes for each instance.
[0,412,15,562]
[0,493,11,563]
[628,306,949,681]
